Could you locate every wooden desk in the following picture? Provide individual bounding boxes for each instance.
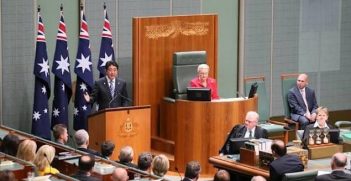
[0,152,35,180]
[160,97,258,174]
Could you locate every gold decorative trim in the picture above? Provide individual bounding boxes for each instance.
[145,20,209,39]
[119,117,138,137]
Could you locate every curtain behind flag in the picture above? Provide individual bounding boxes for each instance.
[74,8,94,130]
[51,8,72,128]
[97,4,115,78]
[32,9,51,139]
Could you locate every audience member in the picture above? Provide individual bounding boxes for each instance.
[33,145,59,176]
[111,168,129,181]
[269,140,304,181]
[74,129,101,156]
[151,154,169,177]
[138,152,153,172]
[0,170,16,181]
[52,124,68,144]
[251,175,267,181]
[214,169,230,181]
[118,146,137,168]
[302,107,334,148]
[315,152,351,181]
[0,134,20,156]
[101,140,115,159]
[288,73,318,129]
[183,161,201,181]
[16,139,37,162]
[72,155,100,181]
[189,64,219,99]
[220,111,268,154]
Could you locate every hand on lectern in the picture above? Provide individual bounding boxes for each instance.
[83,92,90,102]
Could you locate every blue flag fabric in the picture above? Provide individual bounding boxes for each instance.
[73,9,93,130]
[51,10,72,128]
[32,11,51,139]
[98,6,115,78]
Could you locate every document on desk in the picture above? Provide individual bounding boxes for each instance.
[212,97,246,102]
[317,170,331,175]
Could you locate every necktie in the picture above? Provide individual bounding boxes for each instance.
[109,80,114,97]
[249,130,253,138]
[301,89,310,114]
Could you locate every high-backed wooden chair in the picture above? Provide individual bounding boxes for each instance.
[281,73,300,134]
[244,76,288,144]
[282,170,318,181]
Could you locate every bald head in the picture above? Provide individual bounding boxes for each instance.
[251,176,267,181]
[297,73,309,89]
[271,140,286,157]
[331,152,347,170]
[214,169,230,181]
[111,168,129,181]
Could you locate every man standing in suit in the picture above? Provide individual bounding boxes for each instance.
[288,73,318,129]
[315,152,351,181]
[219,111,268,155]
[269,140,304,181]
[84,61,129,110]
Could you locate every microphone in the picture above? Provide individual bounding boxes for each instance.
[109,90,133,108]
[43,153,52,174]
[175,167,182,181]
[236,91,246,99]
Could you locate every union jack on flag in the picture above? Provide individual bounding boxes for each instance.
[97,4,115,78]
[32,8,51,139]
[73,7,93,130]
[51,8,72,128]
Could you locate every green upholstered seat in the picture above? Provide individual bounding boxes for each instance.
[281,74,300,132]
[172,51,206,99]
[282,170,318,181]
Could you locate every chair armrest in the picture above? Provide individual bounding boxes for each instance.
[267,120,286,126]
[335,121,351,128]
[163,97,176,103]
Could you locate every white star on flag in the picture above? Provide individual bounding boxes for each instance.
[56,55,70,75]
[80,83,87,92]
[76,54,92,73]
[38,58,50,77]
[100,53,112,67]
[61,83,65,91]
[82,105,87,111]
[74,107,79,116]
[43,109,48,113]
[33,111,41,121]
[53,108,60,117]
[41,86,47,94]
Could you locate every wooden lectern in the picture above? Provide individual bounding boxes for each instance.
[88,106,151,161]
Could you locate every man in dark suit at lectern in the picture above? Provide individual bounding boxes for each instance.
[219,111,268,155]
[84,61,129,110]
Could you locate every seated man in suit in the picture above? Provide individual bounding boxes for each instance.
[74,129,101,157]
[52,124,68,145]
[72,155,100,181]
[288,73,318,129]
[269,140,304,181]
[118,146,137,168]
[219,111,268,155]
[315,152,351,181]
[189,64,219,100]
[84,61,129,110]
[182,161,201,181]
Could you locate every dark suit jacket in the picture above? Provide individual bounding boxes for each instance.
[301,123,335,148]
[219,124,268,154]
[90,77,129,110]
[269,154,304,181]
[72,170,100,181]
[288,86,318,121]
[315,170,351,181]
[77,147,102,157]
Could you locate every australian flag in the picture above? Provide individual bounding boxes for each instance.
[32,9,51,139]
[51,8,72,128]
[97,4,115,78]
[73,8,94,130]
